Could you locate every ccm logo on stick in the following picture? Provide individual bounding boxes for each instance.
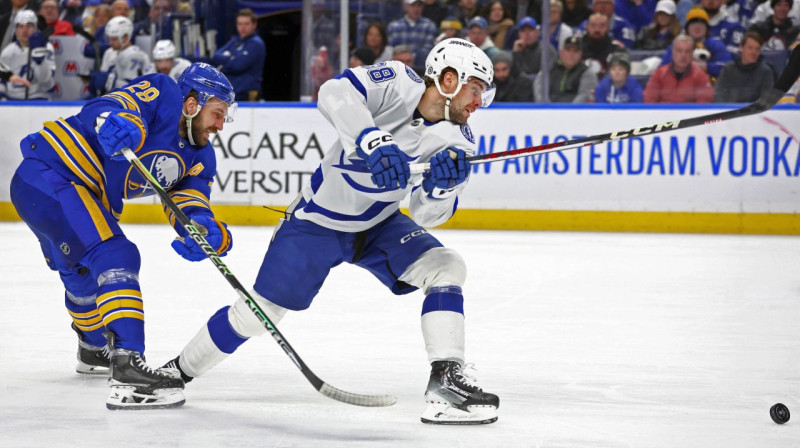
[401,229,428,244]
[610,121,681,139]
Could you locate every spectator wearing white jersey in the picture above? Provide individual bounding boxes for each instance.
[151,39,190,82]
[0,10,55,100]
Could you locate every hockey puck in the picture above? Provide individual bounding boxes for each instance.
[770,403,790,424]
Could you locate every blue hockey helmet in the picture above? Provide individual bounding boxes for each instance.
[178,62,237,123]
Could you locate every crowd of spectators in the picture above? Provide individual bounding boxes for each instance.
[0,0,266,102]
[310,0,800,104]
[0,0,798,103]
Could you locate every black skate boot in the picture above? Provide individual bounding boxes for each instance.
[162,356,194,384]
[72,323,110,375]
[421,360,499,425]
[104,332,185,410]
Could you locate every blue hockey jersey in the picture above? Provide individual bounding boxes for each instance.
[19,72,217,236]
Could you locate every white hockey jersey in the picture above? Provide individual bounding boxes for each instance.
[100,44,150,91]
[145,57,191,83]
[0,41,55,100]
[296,61,477,232]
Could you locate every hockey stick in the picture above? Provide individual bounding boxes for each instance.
[408,45,800,174]
[121,148,397,407]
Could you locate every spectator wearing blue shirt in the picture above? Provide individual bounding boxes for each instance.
[661,7,732,79]
[614,0,658,32]
[387,0,439,66]
[212,8,266,101]
[595,50,643,102]
[702,0,745,52]
[578,0,637,48]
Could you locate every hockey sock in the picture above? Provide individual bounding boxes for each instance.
[95,276,144,353]
[421,286,466,365]
[65,291,106,347]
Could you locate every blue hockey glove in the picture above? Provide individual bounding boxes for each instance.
[422,148,470,198]
[355,128,411,189]
[171,214,233,262]
[96,111,147,160]
[28,32,48,64]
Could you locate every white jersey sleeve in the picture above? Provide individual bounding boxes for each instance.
[317,61,425,158]
[109,45,151,89]
[0,42,55,100]
[170,57,191,82]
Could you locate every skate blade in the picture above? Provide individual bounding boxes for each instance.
[76,361,109,375]
[420,401,498,425]
[106,386,185,410]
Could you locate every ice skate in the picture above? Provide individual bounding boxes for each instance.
[421,361,499,425]
[162,356,194,383]
[105,333,185,410]
[72,323,110,375]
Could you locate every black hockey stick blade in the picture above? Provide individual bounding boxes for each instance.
[121,148,397,407]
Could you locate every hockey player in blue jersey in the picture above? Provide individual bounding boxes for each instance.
[9,62,236,410]
[164,39,501,424]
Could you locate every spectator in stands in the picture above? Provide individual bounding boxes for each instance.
[467,16,499,58]
[644,34,713,102]
[701,0,745,52]
[492,49,533,101]
[714,31,775,101]
[387,0,438,66]
[749,0,800,50]
[88,3,109,34]
[535,35,597,102]
[562,0,591,28]
[349,47,377,68]
[614,0,657,32]
[0,10,55,100]
[483,1,514,49]
[150,39,189,82]
[582,13,625,79]
[434,17,462,45]
[392,43,416,66]
[364,23,393,63]
[548,0,574,50]
[60,0,85,27]
[1,0,35,52]
[40,0,75,35]
[512,16,556,78]
[749,0,799,31]
[636,0,681,50]
[661,7,732,78]
[579,0,636,48]
[133,0,171,38]
[453,0,480,28]
[595,49,643,102]
[212,8,265,101]
[422,0,448,30]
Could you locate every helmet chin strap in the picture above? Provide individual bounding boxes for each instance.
[433,76,464,122]
[183,104,202,146]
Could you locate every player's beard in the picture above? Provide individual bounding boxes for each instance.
[190,117,214,146]
[447,101,470,126]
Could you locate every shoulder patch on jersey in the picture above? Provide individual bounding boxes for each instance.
[460,124,474,144]
[405,66,423,84]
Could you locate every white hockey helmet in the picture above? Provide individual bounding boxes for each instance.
[152,39,176,60]
[15,10,38,26]
[424,38,495,115]
[105,16,133,40]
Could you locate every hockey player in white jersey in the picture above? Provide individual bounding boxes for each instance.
[150,40,191,82]
[99,16,150,92]
[164,38,500,424]
[0,10,55,100]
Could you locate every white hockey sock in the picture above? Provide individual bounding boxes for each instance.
[179,290,288,378]
[421,310,465,365]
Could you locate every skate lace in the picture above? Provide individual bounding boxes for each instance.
[452,363,481,390]
[135,355,166,377]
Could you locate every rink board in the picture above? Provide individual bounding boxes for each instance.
[1,103,798,234]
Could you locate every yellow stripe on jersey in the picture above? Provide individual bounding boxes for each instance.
[96,289,144,324]
[104,92,140,113]
[42,121,110,211]
[56,119,111,211]
[97,298,144,318]
[115,91,140,113]
[73,183,114,241]
[68,308,100,318]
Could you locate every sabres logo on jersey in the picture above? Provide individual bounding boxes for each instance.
[125,150,186,198]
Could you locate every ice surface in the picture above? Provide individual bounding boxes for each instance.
[1,222,798,447]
